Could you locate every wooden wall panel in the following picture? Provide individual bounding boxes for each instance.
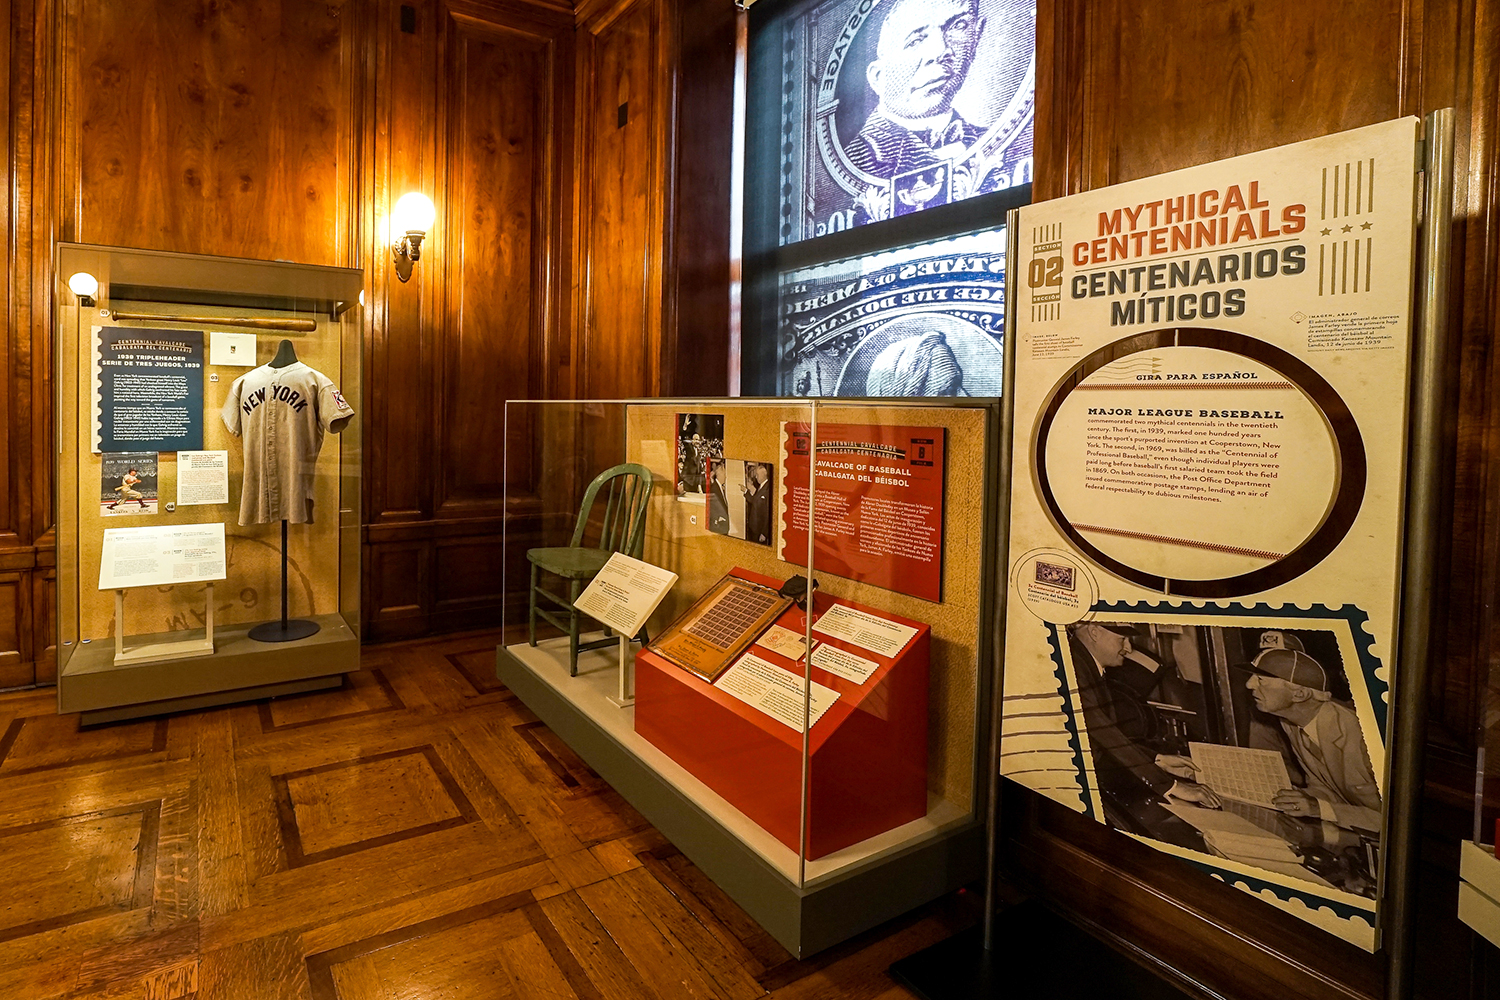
[365,0,439,528]
[665,0,735,397]
[1016,3,1500,999]
[5,0,729,659]
[64,0,361,264]
[436,18,554,514]
[0,573,27,689]
[576,0,664,400]
[362,0,574,641]
[364,540,428,634]
[0,0,14,566]
[4,0,55,689]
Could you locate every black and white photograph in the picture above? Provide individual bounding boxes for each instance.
[706,459,776,546]
[675,413,724,501]
[777,0,1034,243]
[777,228,1006,397]
[99,452,160,516]
[1064,620,1382,900]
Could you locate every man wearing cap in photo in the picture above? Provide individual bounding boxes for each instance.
[1246,647,1382,833]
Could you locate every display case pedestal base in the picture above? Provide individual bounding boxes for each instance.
[497,637,980,957]
[61,612,358,724]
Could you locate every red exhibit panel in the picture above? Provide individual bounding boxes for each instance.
[635,568,929,860]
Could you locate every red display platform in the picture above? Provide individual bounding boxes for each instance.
[635,569,929,860]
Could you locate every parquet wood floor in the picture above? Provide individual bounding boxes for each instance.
[0,632,980,999]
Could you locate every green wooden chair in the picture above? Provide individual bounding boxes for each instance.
[527,463,654,675]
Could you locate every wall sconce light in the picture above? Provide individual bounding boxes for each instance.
[391,192,436,283]
[68,271,100,307]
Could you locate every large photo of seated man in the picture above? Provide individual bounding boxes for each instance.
[1067,621,1382,899]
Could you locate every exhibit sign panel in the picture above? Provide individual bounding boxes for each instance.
[781,422,946,601]
[94,327,205,453]
[1000,118,1421,950]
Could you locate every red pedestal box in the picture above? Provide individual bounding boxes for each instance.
[635,569,929,860]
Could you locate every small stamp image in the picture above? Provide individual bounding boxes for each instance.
[1034,560,1075,591]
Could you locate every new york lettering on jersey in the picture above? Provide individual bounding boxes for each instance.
[239,384,311,415]
[222,361,354,526]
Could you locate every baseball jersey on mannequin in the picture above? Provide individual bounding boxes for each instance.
[221,361,354,525]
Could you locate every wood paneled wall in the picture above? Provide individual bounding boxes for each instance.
[1011,2,1500,998]
[0,0,737,667]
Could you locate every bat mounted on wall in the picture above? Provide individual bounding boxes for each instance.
[106,311,317,333]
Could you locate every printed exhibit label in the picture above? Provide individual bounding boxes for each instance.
[1001,118,1421,952]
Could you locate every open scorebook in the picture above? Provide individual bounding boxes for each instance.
[1188,741,1293,808]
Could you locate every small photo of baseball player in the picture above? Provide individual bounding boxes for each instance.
[100,452,160,516]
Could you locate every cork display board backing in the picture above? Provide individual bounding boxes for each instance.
[625,402,990,813]
[71,301,354,640]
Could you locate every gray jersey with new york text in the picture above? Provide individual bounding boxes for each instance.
[221,361,354,525]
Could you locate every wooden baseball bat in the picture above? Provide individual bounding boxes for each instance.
[107,311,317,333]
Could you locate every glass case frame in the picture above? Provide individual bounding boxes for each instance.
[496,397,1000,956]
[55,243,363,724]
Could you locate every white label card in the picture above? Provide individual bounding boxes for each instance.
[177,450,230,506]
[573,552,679,638]
[811,604,918,657]
[209,331,258,366]
[755,623,817,661]
[809,643,879,684]
[98,522,227,590]
[716,653,839,732]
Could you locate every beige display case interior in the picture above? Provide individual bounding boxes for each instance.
[499,398,996,891]
[55,244,363,724]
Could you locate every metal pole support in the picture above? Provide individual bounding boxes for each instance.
[1384,107,1455,1000]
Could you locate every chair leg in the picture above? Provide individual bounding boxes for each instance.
[528,563,539,647]
[568,579,582,676]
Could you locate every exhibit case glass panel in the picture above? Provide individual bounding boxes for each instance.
[55,244,363,724]
[498,397,999,953]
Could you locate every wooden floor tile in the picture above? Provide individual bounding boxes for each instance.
[0,804,157,943]
[0,714,167,775]
[278,746,470,860]
[259,668,403,732]
[0,630,970,999]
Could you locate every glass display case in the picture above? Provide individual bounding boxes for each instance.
[55,244,363,724]
[496,398,999,956]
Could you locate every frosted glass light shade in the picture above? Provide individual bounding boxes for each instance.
[392,192,435,235]
[68,272,100,298]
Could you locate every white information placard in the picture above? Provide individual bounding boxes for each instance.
[811,604,918,657]
[176,450,230,506]
[209,331,258,366]
[573,553,678,638]
[98,523,227,590]
[716,653,839,732]
[809,643,878,684]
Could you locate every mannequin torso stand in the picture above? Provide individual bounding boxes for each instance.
[248,340,320,643]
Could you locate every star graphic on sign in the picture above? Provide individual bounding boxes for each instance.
[1361,221,1373,230]
[1341,224,1354,233]
[1320,227,1332,236]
